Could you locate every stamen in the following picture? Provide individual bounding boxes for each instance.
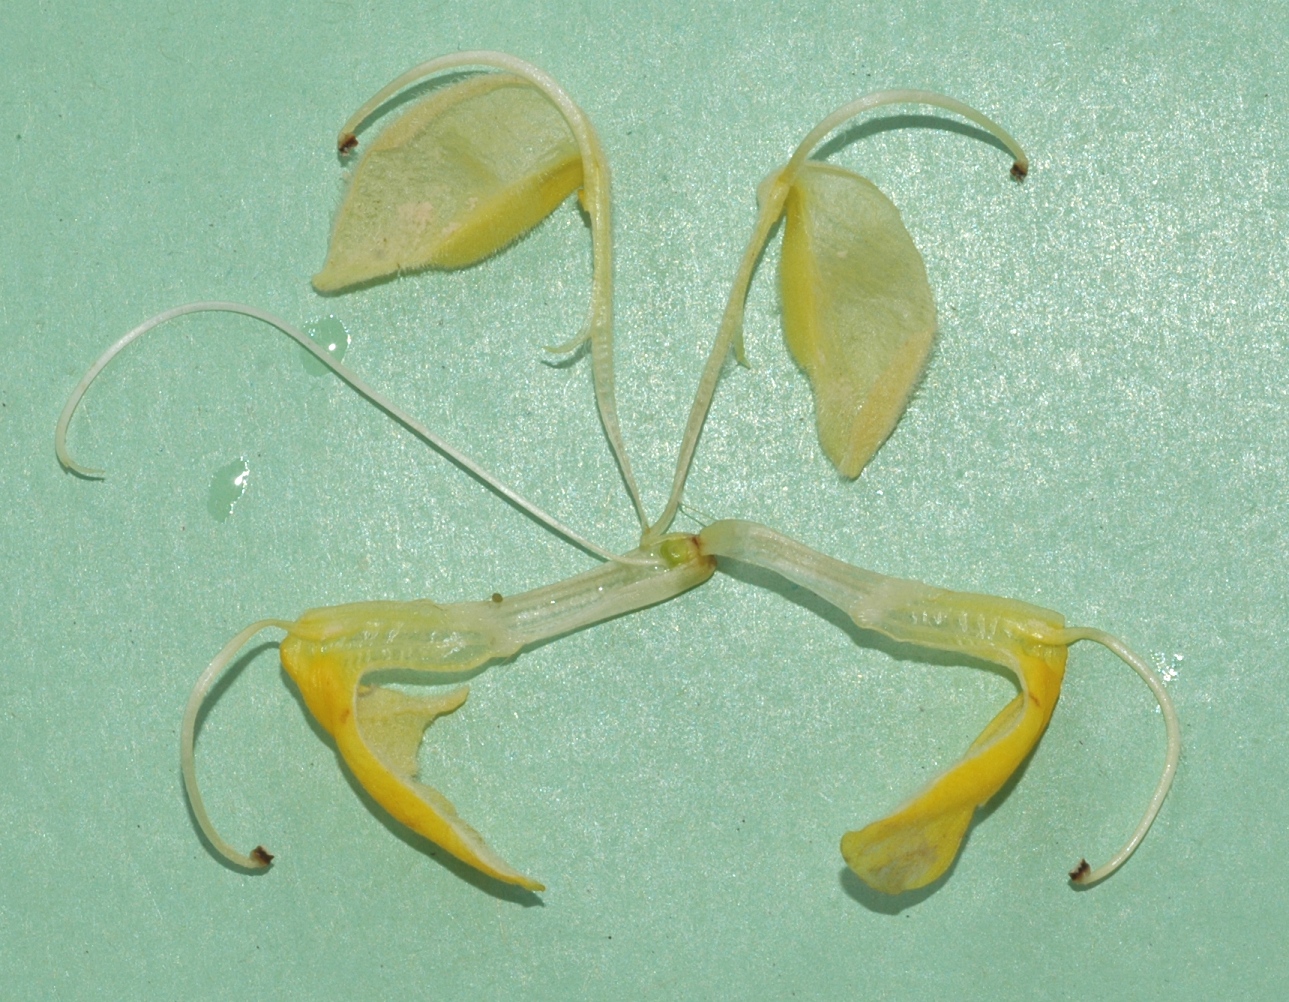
[55,301,628,563]
[181,619,292,869]
[1057,627,1182,885]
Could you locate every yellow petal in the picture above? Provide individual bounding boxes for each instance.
[279,603,542,890]
[694,520,1075,894]
[313,72,582,292]
[842,646,1066,894]
[779,162,936,478]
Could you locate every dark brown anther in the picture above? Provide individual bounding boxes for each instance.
[251,845,275,867]
[1010,162,1028,181]
[338,134,358,155]
[1068,859,1091,882]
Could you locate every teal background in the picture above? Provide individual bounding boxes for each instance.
[3,1,1286,998]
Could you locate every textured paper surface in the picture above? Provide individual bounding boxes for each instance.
[3,1,1287,997]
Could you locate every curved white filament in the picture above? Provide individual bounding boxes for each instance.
[181,619,293,869]
[1057,627,1182,885]
[54,301,638,564]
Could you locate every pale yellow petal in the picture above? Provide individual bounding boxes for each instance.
[314,73,582,292]
[780,162,936,478]
[355,684,469,779]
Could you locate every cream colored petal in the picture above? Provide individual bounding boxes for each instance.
[355,684,469,780]
[780,162,936,478]
[314,73,582,292]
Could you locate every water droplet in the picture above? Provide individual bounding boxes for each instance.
[1151,651,1184,686]
[208,457,250,521]
[301,316,350,376]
